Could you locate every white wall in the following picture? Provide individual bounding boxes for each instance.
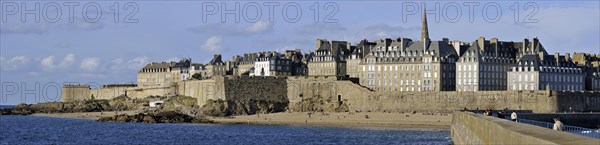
[254,61,271,76]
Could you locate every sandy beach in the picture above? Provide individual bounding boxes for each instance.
[31,111,452,129]
[212,112,452,129]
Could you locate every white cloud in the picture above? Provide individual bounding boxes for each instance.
[41,53,76,71]
[61,54,75,66]
[247,20,273,33]
[110,58,124,71]
[127,56,150,69]
[110,56,151,72]
[1,56,29,71]
[80,57,100,71]
[202,36,222,52]
[41,56,56,71]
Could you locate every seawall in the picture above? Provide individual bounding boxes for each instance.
[62,76,600,113]
[519,113,600,129]
[451,111,599,144]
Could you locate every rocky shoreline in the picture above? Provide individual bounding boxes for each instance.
[96,111,213,123]
[0,96,143,115]
[2,96,215,124]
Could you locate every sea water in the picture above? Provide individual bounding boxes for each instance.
[0,116,450,144]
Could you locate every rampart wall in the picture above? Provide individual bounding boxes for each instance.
[61,76,600,113]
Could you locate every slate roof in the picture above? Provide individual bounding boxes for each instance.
[517,54,577,69]
[208,55,223,65]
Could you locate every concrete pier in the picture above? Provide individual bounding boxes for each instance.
[451,111,600,144]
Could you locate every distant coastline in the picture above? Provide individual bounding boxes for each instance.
[0,105,15,109]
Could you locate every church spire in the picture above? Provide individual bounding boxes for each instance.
[421,3,430,51]
[421,3,429,42]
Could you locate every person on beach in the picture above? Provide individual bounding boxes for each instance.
[553,116,564,131]
[511,111,518,122]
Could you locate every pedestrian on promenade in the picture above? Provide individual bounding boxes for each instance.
[511,111,518,122]
[553,116,564,131]
[497,111,505,119]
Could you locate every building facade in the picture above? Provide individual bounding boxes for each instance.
[357,9,458,92]
[253,52,292,76]
[507,52,585,91]
[137,58,191,88]
[456,37,518,91]
[308,39,350,77]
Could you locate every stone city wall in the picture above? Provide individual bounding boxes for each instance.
[178,79,223,107]
[286,77,600,113]
[61,85,91,102]
[178,76,288,106]
[90,86,130,100]
[555,91,600,112]
[222,76,287,102]
[61,76,600,114]
[125,86,175,99]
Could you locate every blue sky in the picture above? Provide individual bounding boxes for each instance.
[1,1,599,105]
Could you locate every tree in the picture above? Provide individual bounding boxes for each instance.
[192,73,202,80]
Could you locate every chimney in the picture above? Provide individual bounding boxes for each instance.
[523,38,529,54]
[532,37,539,53]
[565,53,571,61]
[316,39,325,50]
[478,37,485,51]
[452,41,462,56]
[442,38,449,44]
[491,37,498,56]
[554,52,560,66]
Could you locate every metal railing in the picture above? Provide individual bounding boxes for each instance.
[517,118,600,139]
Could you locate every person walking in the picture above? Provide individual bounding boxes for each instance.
[553,117,564,131]
[497,111,505,119]
[511,111,518,122]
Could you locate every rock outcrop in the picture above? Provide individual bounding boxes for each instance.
[138,96,202,117]
[0,96,144,115]
[96,111,213,123]
[201,99,288,117]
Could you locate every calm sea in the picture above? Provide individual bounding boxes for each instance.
[0,116,450,144]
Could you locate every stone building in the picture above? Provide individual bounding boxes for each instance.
[285,49,308,76]
[572,53,600,91]
[205,54,226,78]
[347,45,363,78]
[456,37,518,91]
[188,63,205,79]
[347,39,377,79]
[234,53,258,76]
[358,8,458,92]
[308,39,350,77]
[253,52,292,76]
[137,58,191,88]
[507,52,585,91]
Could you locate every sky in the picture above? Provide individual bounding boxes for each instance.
[1,0,599,105]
